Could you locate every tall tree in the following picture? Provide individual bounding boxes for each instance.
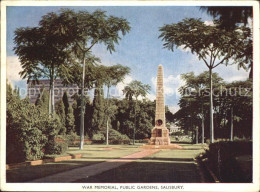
[102,64,130,145]
[159,18,251,143]
[50,9,131,149]
[200,7,252,30]
[66,105,75,134]
[62,92,70,116]
[123,80,151,144]
[35,88,49,114]
[91,81,105,137]
[55,100,66,135]
[13,13,73,115]
[177,71,223,142]
[200,6,253,78]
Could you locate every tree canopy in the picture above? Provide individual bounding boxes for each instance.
[123,80,151,101]
[159,18,251,70]
[200,6,252,30]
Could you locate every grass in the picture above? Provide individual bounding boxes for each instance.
[73,144,207,183]
[6,144,142,182]
[7,143,208,183]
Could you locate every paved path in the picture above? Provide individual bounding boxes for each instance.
[29,149,160,183]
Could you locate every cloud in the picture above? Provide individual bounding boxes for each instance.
[6,56,23,84]
[247,17,253,29]
[178,45,191,53]
[151,74,185,98]
[146,93,156,101]
[214,63,249,82]
[168,105,180,114]
[114,75,133,98]
[6,56,27,97]
[113,76,156,101]
[204,20,215,26]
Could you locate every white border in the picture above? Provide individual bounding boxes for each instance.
[1,1,259,192]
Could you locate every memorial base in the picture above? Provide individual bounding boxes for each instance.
[149,127,171,145]
[139,127,182,149]
[140,144,182,149]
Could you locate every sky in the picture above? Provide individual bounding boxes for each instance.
[6,6,250,113]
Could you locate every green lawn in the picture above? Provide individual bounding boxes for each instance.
[73,144,207,183]
[6,144,142,182]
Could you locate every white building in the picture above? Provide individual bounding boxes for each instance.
[168,123,182,134]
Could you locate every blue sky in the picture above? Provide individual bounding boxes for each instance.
[6,6,250,113]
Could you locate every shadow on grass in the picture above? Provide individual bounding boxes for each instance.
[171,141,192,144]
[6,160,103,183]
[73,161,202,183]
[143,157,194,162]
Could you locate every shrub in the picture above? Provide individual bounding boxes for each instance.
[202,140,252,182]
[135,138,149,143]
[45,141,68,155]
[66,132,79,146]
[108,129,130,144]
[6,97,48,163]
[92,132,105,141]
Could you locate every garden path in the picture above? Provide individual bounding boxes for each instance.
[29,149,160,183]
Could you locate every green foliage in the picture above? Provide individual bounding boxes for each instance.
[72,95,81,135]
[200,7,252,31]
[66,105,75,134]
[160,18,250,68]
[113,99,156,140]
[62,92,69,116]
[91,82,105,135]
[55,100,66,134]
[35,88,49,114]
[66,131,79,146]
[201,140,252,182]
[123,80,151,100]
[72,93,93,137]
[92,132,106,143]
[200,7,253,78]
[7,95,46,163]
[45,141,68,155]
[109,129,130,144]
[102,64,130,89]
[174,71,252,140]
[6,82,67,163]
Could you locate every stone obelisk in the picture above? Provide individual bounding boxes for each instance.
[150,64,171,145]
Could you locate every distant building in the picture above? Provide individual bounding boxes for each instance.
[169,123,182,134]
[27,79,79,104]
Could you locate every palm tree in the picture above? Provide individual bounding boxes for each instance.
[123,80,151,144]
[103,65,130,145]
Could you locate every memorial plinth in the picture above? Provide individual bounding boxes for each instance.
[141,64,182,149]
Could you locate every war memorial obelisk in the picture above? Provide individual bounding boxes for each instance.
[150,64,171,145]
[143,64,182,149]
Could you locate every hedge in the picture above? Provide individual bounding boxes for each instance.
[201,140,252,182]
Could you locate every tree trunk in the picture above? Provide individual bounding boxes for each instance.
[230,107,233,141]
[209,68,214,143]
[201,104,205,144]
[51,79,55,115]
[49,71,55,116]
[106,119,109,145]
[196,127,198,144]
[80,55,86,150]
[202,116,205,144]
[133,98,137,145]
[49,87,52,115]
[106,85,110,146]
